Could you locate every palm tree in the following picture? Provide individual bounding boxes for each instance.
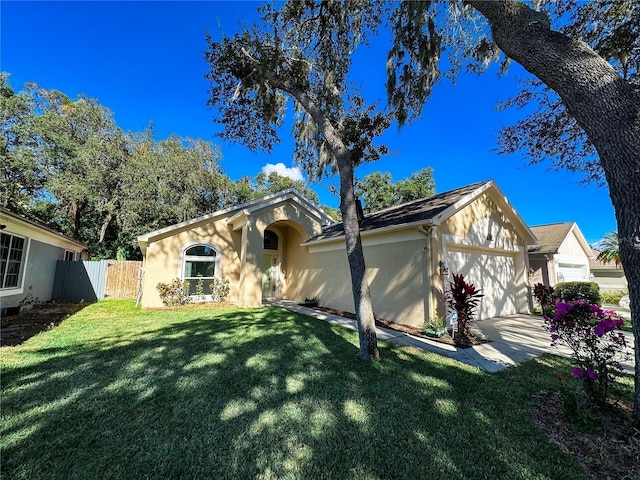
[595,231,621,267]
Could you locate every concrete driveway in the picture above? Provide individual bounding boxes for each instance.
[473,314,635,373]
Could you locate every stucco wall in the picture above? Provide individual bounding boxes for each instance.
[141,217,241,308]
[559,231,587,257]
[139,189,531,325]
[292,232,428,327]
[2,239,65,309]
[529,257,551,287]
[140,198,327,309]
[240,203,324,307]
[436,192,531,319]
[439,194,522,247]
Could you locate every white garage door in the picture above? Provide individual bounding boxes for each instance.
[556,264,584,283]
[447,249,517,320]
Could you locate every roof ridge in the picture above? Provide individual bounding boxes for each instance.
[530,221,575,228]
[309,180,502,244]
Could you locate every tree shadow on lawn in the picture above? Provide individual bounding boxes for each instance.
[1,306,589,480]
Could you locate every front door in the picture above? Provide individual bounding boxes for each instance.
[262,254,281,300]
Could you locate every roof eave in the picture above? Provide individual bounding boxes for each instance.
[138,188,332,244]
[303,219,438,246]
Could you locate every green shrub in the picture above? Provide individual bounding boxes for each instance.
[600,290,627,305]
[554,281,601,306]
[156,278,191,307]
[209,277,230,302]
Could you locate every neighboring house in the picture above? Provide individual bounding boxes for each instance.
[589,250,628,292]
[0,207,87,313]
[528,222,593,287]
[138,180,537,327]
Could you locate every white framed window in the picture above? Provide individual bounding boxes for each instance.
[64,250,76,261]
[182,244,221,296]
[1,232,26,289]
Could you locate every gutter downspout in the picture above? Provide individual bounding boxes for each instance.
[418,224,435,322]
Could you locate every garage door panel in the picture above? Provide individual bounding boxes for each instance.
[447,249,517,320]
[557,264,584,283]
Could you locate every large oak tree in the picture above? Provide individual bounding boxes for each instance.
[388,0,640,421]
[204,2,400,361]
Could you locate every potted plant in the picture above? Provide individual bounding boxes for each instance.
[423,316,447,338]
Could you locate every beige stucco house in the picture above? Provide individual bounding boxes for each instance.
[528,222,593,287]
[138,180,536,327]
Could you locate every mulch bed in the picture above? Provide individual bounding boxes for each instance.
[530,391,639,479]
[0,303,85,347]
[308,305,489,348]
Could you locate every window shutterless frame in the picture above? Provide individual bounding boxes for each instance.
[0,232,26,289]
[182,244,219,296]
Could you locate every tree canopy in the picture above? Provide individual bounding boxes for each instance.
[205,1,389,361]
[384,0,640,421]
[356,167,436,213]
[0,75,326,260]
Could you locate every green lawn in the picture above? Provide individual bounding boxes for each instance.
[1,300,628,479]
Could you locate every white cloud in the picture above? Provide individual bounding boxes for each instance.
[261,163,304,182]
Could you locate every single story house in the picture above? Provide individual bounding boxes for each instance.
[0,207,87,313]
[528,222,593,287]
[138,180,537,327]
[589,250,628,292]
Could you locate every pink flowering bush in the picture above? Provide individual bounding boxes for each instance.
[544,301,628,407]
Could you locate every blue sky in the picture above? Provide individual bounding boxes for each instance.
[2,1,617,244]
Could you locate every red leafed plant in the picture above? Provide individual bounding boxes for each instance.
[446,273,484,339]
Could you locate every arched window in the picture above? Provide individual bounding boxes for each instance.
[264,229,279,250]
[183,244,219,296]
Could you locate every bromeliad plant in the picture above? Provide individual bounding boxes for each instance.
[545,301,628,407]
[446,273,483,339]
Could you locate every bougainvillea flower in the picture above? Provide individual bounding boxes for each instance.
[554,302,573,320]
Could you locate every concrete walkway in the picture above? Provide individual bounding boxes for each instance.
[270,300,635,374]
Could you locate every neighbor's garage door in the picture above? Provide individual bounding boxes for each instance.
[556,264,584,283]
[447,248,517,320]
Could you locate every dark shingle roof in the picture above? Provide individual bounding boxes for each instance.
[307,181,490,243]
[528,222,575,254]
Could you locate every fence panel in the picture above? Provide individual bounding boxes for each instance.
[104,261,142,299]
[52,260,107,303]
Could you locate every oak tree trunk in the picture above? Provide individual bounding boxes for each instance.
[268,77,380,362]
[98,211,113,244]
[336,154,380,362]
[471,0,640,420]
